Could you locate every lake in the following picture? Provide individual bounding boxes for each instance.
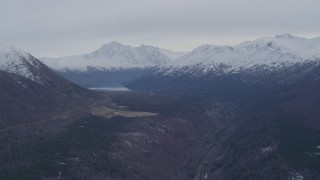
[88,86,131,91]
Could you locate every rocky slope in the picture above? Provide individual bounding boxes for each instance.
[0,44,94,129]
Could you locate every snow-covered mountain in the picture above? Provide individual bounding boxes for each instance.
[39,42,186,87]
[41,42,186,72]
[168,34,320,71]
[126,34,320,95]
[40,34,320,74]
[0,44,91,95]
[0,44,93,130]
[0,44,46,82]
[39,34,320,88]
[164,34,320,74]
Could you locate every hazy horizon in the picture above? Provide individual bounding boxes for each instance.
[1,0,319,57]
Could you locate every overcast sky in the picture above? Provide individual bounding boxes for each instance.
[1,0,320,57]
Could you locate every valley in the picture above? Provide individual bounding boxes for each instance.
[0,92,231,179]
[1,89,318,179]
[1,34,320,179]
[1,0,320,178]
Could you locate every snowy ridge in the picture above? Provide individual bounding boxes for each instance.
[0,44,43,82]
[40,34,320,75]
[41,42,186,72]
[165,34,320,74]
[158,48,187,60]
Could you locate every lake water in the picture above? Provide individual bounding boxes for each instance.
[88,86,131,91]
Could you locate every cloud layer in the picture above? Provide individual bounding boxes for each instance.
[1,0,319,57]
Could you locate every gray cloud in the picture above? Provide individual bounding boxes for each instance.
[1,0,319,57]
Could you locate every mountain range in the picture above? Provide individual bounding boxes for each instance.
[171,34,320,68]
[40,42,185,87]
[39,34,320,87]
[128,34,320,96]
[125,34,320,179]
[41,41,185,71]
[1,34,320,179]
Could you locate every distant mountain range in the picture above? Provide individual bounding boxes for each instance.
[2,35,320,179]
[39,34,320,87]
[161,33,320,75]
[40,41,185,72]
[126,34,320,99]
[40,42,185,87]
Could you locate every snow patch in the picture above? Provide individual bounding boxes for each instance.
[262,147,273,152]
[289,172,304,180]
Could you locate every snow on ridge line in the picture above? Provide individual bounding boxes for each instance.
[167,34,320,70]
[40,42,187,72]
[40,34,320,73]
[0,44,42,82]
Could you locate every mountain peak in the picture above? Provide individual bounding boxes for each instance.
[94,41,126,55]
[98,41,124,50]
[275,33,293,38]
[107,41,123,46]
[0,44,29,57]
[275,33,302,40]
[0,44,51,83]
